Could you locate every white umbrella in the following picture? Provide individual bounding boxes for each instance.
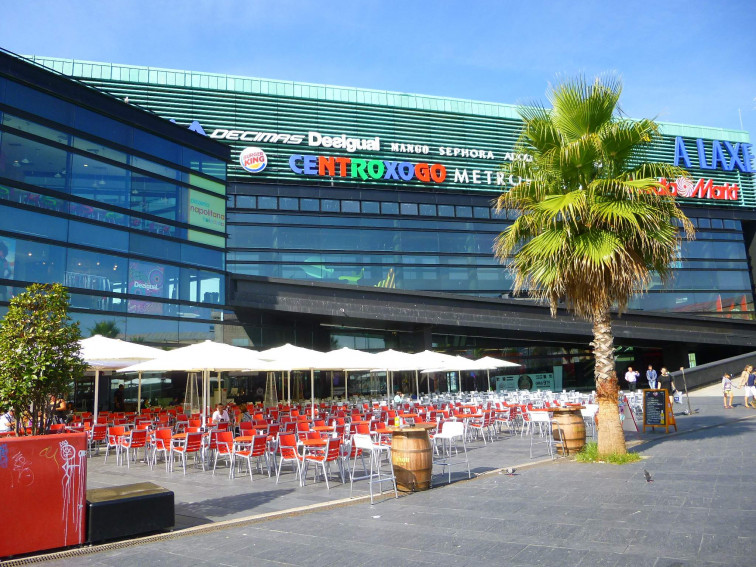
[476,356,521,392]
[79,335,163,422]
[257,344,327,419]
[414,350,472,394]
[318,347,380,400]
[371,350,425,401]
[119,340,269,427]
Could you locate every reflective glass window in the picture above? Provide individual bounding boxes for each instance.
[69,202,128,227]
[127,259,180,314]
[419,204,436,216]
[300,198,319,211]
[3,80,75,127]
[361,201,379,214]
[179,319,216,343]
[279,197,298,211]
[130,232,180,262]
[698,218,711,229]
[130,172,179,220]
[381,202,399,215]
[65,248,126,294]
[0,203,68,241]
[322,199,340,212]
[437,205,454,217]
[473,207,491,219]
[181,243,224,269]
[342,200,360,213]
[132,155,180,181]
[73,107,132,147]
[179,267,224,304]
[236,195,256,208]
[69,292,126,312]
[73,136,128,165]
[681,240,746,260]
[400,203,419,216]
[133,129,181,165]
[455,206,473,218]
[1,236,66,285]
[183,148,226,181]
[710,218,723,229]
[126,316,179,345]
[258,196,277,209]
[70,154,130,208]
[0,131,68,191]
[2,113,70,145]
[723,219,740,230]
[68,220,129,253]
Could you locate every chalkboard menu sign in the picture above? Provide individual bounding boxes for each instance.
[643,389,673,432]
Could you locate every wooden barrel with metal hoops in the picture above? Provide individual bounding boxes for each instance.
[389,425,433,491]
[551,407,586,455]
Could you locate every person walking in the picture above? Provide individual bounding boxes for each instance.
[624,367,639,391]
[737,365,756,408]
[646,365,658,389]
[722,372,734,409]
[658,367,675,399]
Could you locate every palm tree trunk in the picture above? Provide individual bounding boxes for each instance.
[592,309,627,456]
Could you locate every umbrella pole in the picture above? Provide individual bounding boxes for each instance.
[288,371,291,405]
[344,369,348,400]
[137,372,143,413]
[201,369,208,428]
[415,370,420,400]
[330,371,334,399]
[487,369,491,392]
[310,369,315,420]
[93,369,100,424]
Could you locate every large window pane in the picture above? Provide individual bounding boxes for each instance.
[69,220,129,253]
[66,248,127,294]
[0,203,68,241]
[70,154,130,208]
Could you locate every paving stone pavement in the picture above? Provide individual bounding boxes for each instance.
[28,392,756,566]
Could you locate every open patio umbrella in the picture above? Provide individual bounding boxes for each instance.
[79,335,163,422]
[317,347,380,400]
[119,340,270,427]
[413,351,472,394]
[371,349,425,401]
[476,356,521,392]
[257,344,327,419]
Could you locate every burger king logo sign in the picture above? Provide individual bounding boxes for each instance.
[239,147,267,173]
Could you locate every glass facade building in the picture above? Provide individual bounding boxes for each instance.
[0,51,230,346]
[7,53,756,395]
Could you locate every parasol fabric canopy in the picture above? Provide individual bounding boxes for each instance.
[475,356,520,369]
[117,340,268,373]
[79,334,163,369]
[256,343,327,370]
[316,347,379,371]
[79,335,165,421]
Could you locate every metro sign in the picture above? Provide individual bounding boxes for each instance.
[674,137,754,172]
[657,177,739,201]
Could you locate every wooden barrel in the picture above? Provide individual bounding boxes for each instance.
[552,408,586,455]
[391,427,432,492]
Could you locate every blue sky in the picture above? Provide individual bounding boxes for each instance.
[2,0,754,137]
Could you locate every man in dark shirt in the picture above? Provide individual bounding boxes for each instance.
[113,384,125,411]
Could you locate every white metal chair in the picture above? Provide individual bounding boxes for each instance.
[350,433,397,504]
[528,411,556,460]
[432,421,471,483]
[581,404,599,440]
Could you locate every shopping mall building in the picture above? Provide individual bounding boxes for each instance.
[2,49,756,403]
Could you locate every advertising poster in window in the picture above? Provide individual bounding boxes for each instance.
[128,260,164,315]
[495,367,563,392]
[187,189,225,248]
[0,236,15,301]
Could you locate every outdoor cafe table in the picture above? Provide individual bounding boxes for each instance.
[388,423,434,492]
[529,406,586,455]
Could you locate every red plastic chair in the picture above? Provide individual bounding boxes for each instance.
[88,424,107,456]
[212,431,235,477]
[151,428,173,471]
[234,434,270,482]
[303,437,342,489]
[104,426,126,463]
[118,429,149,467]
[275,433,303,485]
[171,431,204,474]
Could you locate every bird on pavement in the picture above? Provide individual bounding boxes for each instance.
[505,467,516,476]
[643,469,653,482]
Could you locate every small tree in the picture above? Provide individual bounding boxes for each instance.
[0,284,87,435]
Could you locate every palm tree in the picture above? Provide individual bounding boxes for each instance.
[494,76,694,456]
[89,320,121,338]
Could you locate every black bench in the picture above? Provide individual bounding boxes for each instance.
[86,482,174,543]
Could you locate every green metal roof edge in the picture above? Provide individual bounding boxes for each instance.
[25,56,524,120]
[24,56,751,143]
